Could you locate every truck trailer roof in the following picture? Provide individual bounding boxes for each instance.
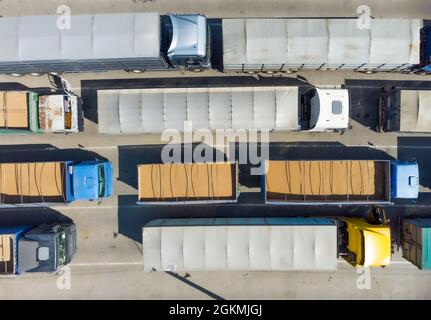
[399,90,431,132]
[0,13,162,73]
[0,91,31,129]
[142,218,338,272]
[263,160,390,204]
[97,86,300,134]
[138,162,237,204]
[0,162,66,204]
[222,18,421,71]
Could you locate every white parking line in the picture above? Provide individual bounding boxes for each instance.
[68,260,411,268]
[70,262,143,267]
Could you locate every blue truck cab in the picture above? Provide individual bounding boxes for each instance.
[420,24,431,73]
[0,222,76,275]
[0,159,113,206]
[66,160,114,202]
[391,161,419,200]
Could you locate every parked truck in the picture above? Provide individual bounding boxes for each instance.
[0,76,80,134]
[402,218,431,270]
[142,212,392,272]
[0,222,76,275]
[262,160,419,205]
[0,13,209,74]
[0,160,113,207]
[97,83,349,134]
[379,88,431,132]
[0,91,79,134]
[137,162,238,205]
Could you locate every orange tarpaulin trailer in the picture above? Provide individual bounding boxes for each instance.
[0,92,29,129]
[137,162,238,204]
[0,162,66,204]
[263,160,390,204]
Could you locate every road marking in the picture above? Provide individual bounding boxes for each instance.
[337,260,411,265]
[70,261,143,267]
[68,260,411,268]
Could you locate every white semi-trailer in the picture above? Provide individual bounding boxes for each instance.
[222,18,423,73]
[97,84,349,133]
[142,218,338,272]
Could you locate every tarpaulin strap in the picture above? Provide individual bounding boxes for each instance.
[33,163,43,202]
[39,163,46,204]
[1,92,7,129]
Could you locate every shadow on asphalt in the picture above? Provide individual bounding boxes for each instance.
[0,207,73,226]
[117,194,374,243]
[0,144,108,163]
[117,143,227,189]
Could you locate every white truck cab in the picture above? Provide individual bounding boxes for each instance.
[167,14,211,71]
[301,87,349,132]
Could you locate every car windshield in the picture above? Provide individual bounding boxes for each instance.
[56,231,67,266]
[98,165,106,198]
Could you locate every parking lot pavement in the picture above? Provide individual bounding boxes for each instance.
[1,1,431,299]
[0,257,430,299]
[0,0,430,18]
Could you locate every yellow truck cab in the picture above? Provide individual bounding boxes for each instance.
[341,217,391,268]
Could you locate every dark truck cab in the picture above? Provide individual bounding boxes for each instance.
[0,222,76,275]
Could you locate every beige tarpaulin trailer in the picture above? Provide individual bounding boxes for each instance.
[222,18,421,72]
[0,92,29,129]
[264,160,390,204]
[137,162,238,204]
[0,162,66,204]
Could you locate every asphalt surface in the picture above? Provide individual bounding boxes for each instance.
[0,0,431,300]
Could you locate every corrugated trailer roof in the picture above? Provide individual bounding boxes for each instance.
[137,162,238,204]
[222,18,421,71]
[0,13,161,61]
[97,86,299,134]
[399,90,431,132]
[0,162,66,204]
[264,160,390,204]
[142,218,338,272]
